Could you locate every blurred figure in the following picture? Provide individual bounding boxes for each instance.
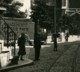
[17,33,26,60]
[58,32,62,42]
[65,30,69,42]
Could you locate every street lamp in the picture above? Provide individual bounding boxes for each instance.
[53,0,57,51]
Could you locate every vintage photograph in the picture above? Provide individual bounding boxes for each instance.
[0,0,80,72]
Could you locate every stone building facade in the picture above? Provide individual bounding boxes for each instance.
[62,0,80,15]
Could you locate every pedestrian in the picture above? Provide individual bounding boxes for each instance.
[34,33,42,61]
[65,30,69,42]
[58,32,62,42]
[17,33,26,60]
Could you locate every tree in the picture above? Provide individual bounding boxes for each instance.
[0,0,13,5]
[31,1,53,30]
[3,1,27,18]
[0,0,13,14]
[4,0,13,4]
[70,13,80,35]
[58,14,73,32]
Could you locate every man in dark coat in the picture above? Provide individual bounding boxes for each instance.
[18,33,26,60]
[34,33,42,61]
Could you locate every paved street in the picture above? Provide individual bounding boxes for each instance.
[5,40,80,72]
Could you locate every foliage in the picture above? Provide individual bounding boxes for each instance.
[31,1,45,21]
[58,14,72,32]
[31,0,62,30]
[0,0,13,7]
[70,13,80,35]
[59,14,80,35]
[31,1,53,29]
[3,1,27,18]
[4,0,13,4]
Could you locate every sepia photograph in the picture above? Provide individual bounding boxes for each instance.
[0,0,80,72]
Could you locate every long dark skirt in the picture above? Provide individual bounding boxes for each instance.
[18,46,26,55]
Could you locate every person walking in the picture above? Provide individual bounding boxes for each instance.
[34,33,42,61]
[17,33,26,61]
[65,30,69,42]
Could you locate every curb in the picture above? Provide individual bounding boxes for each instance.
[0,59,34,72]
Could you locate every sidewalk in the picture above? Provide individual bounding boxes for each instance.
[0,59,33,71]
[0,47,34,72]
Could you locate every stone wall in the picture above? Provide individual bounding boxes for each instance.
[0,17,35,40]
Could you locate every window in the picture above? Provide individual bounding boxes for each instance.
[62,0,66,6]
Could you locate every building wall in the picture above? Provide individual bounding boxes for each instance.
[69,0,80,8]
[62,0,80,15]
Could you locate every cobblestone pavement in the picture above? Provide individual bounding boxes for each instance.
[7,41,80,72]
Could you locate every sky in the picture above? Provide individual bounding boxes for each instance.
[13,0,31,12]
[13,0,31,18]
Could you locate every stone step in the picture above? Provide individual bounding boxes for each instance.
[0,59,33,72]
[0,51,10,68]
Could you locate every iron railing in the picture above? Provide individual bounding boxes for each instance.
[0,16,17,56]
